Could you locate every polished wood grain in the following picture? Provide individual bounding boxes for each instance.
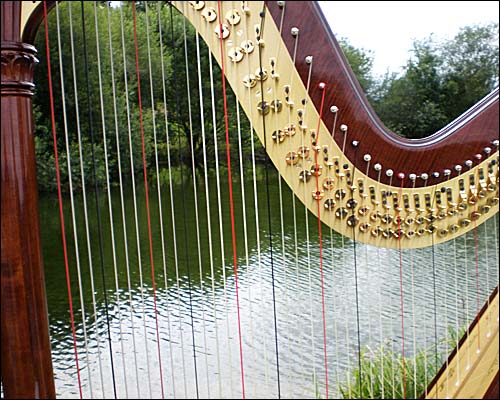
[1,1,55,398]
[267,1,499,187]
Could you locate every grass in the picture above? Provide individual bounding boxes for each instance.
[338,326,466,399]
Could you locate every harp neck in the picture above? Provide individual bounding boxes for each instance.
[267,1,499,188]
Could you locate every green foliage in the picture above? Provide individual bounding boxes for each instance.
[339,324,467,399]
[338,37,376,96]
[33,3,498,191]
[339,343,440,399]
[369,23,499,138]
[33,1,262,192]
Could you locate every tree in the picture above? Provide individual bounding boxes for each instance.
[370,23,499,138]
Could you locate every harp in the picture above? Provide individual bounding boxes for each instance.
[1,1,498,398]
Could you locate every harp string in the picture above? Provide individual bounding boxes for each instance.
[362,158,375,399]
[396,175,407,399]
[185,18,212,400]
[93,2,129,396]
[409,177,418,400]
[349,144,364,398]
[147,1,176,394]
[80,3,119,395]
[130,6,166,396]
[180,6,202,398]
[119,4,153,397]
[256,5,281,398]
[216,2,247,397]
[194,26,223,399]
[301,47,317,393]
[68,2,107,396]
[54,3,93,397]
[284,15,306,397]
[43,1,83,398]
[31,2,499,398]
[167,3,188,395]
[452,211,460,391]
[104,1,141,396]
[271,3,288,397]
[243,8,269,393]
[207,44,234,397]
[313,82,329,399]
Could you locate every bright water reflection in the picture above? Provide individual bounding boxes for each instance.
[39,170,499,399]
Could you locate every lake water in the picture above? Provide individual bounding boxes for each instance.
[38,169,499,399]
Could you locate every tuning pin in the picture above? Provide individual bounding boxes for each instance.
[363,154,371,162]
[340,124,348,133]
[330,105,338,113]
[409,173,417,181]
[374,163,382,172]
[421,173,429,181]
[291,27,299,36]
[398,172,405,180]
[386,169,394,177]
[443,169,451,176]
[454,165,462,172]
[465,160,473,168]
[305,55,313,64]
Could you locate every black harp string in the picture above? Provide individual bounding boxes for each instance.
[168,3,200,398]
[349,146,364,397]
[258,3,282,398]
[80,2,117,398]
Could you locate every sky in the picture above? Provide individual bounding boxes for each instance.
[318,1,499,77]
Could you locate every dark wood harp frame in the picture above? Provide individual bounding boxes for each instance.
[1,0,498,398]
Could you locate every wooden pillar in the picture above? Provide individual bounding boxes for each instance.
[1,1,56,398]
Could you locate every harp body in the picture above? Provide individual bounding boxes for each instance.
[1,0,498,398]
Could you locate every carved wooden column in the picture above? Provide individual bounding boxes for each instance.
[1,1,56,398]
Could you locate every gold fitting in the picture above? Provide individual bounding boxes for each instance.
[285,151,298,165]
[459,218,471,227]
[228,47,244,63]
[470,211,481,221]
[225,9,241,25]
[310,164,323,177]
[189,1,205,10]
[346,199,358,209]
[272,130,285,143]
[438,228,448,237]
[201,7,217,22]
[242,74,257,88]
[270,100,282,113]
[257,101,269,115]
[299,170,312,182]
[335,207,348,219]
[214,23,230,39]
[322,177,335,190]
[358,206,370,216]
[359,222,371,233]
[297,146,310,158]
[335,189,346,200]
[347,216,359,227]
[324,199,336,210]
[312,189,325,200]
[284,124,296,137]
[449,224,460,233]
[241,40,254,54]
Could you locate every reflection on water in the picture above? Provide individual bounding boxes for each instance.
[39,170,499,399]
